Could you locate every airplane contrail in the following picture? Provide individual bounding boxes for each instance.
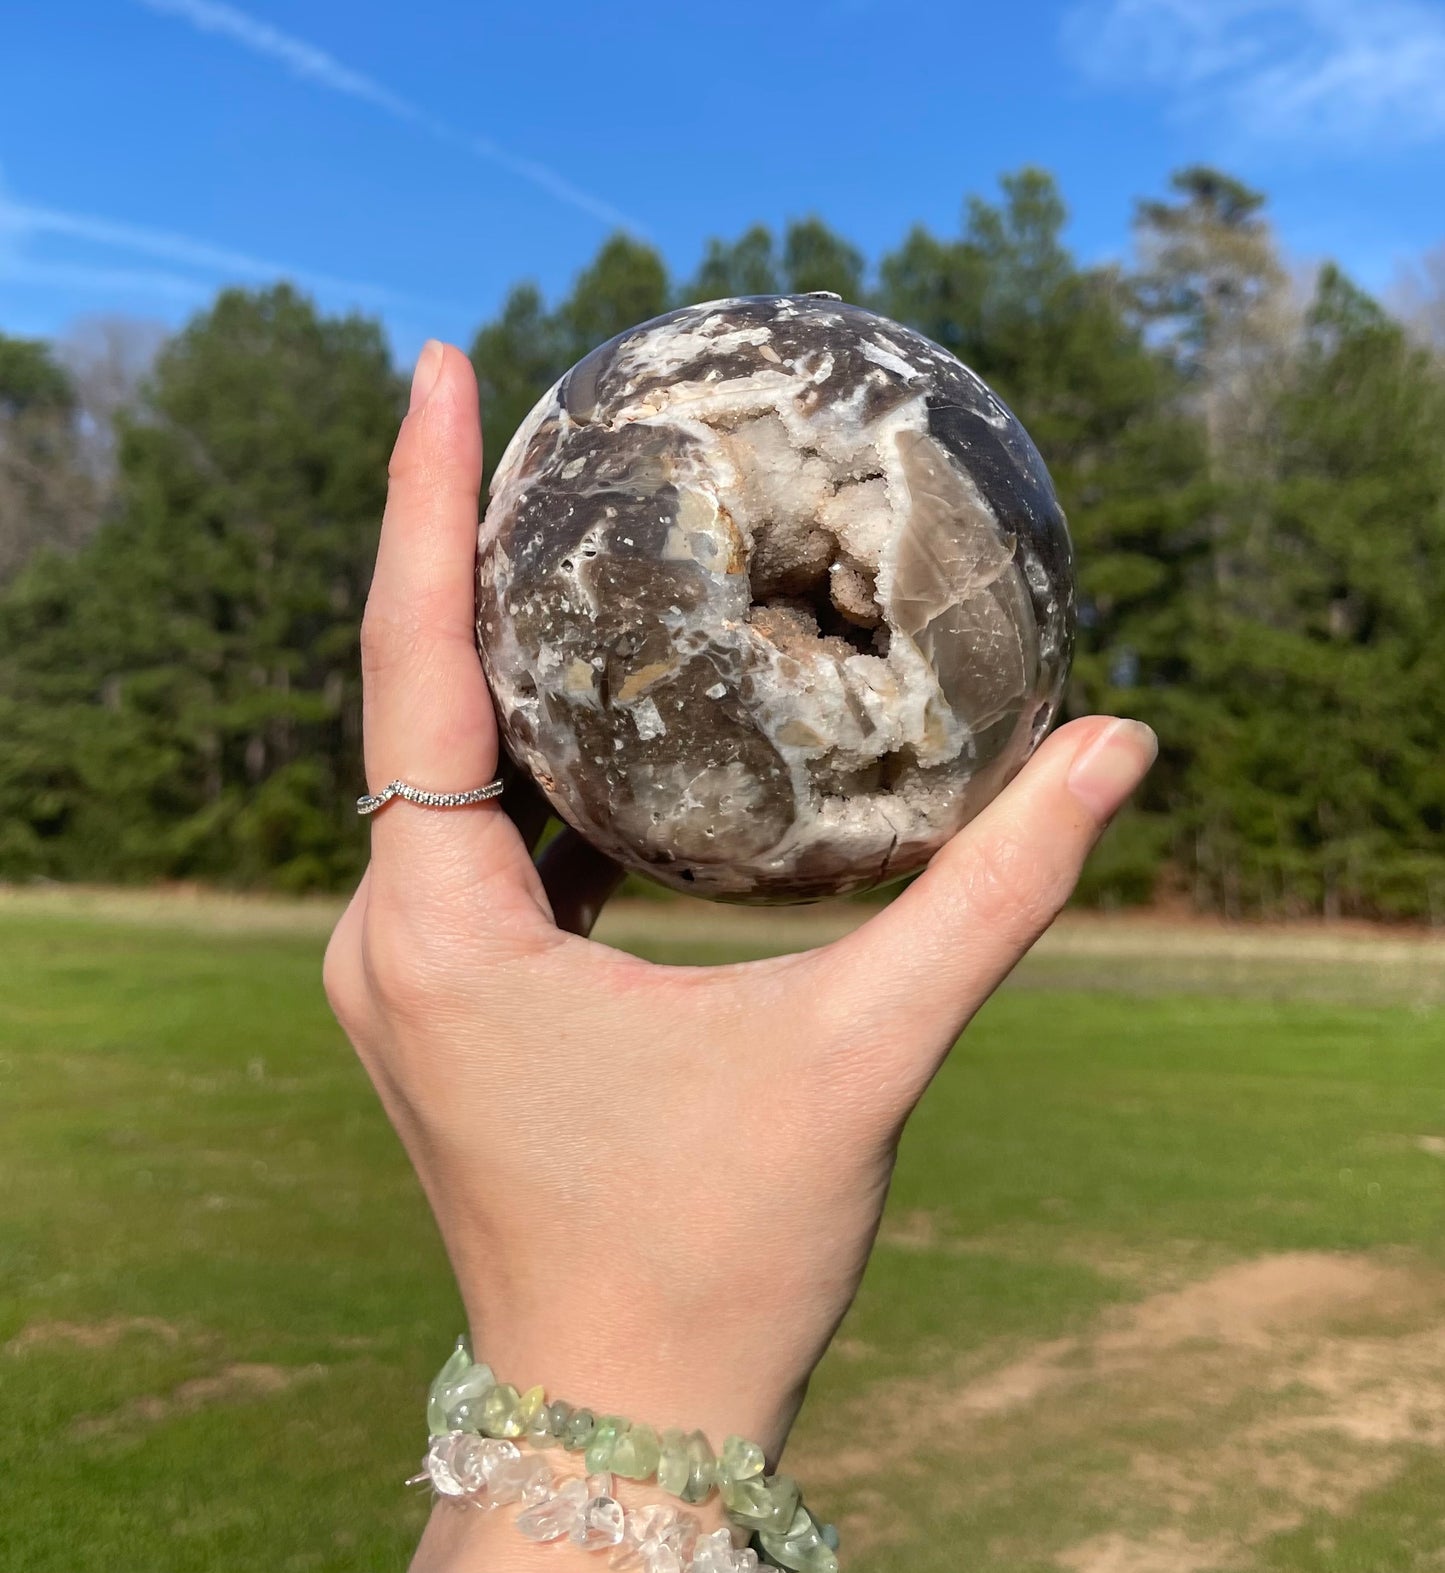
[1,195,430,308]
[133,0,646,234]
[0,254,211,302]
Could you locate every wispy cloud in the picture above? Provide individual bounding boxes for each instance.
[0,254,213,302]
[1,195,425,308]
[0,177,437,312]
[133,0,645,233]
[1063,0,1445,146]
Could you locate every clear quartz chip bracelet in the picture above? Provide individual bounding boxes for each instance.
[356,777,504,815]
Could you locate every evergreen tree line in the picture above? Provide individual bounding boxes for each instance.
[1,167,1442,917]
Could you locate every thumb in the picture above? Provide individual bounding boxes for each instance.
[799,716,1157,1108]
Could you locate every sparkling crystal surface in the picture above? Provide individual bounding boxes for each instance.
[572,1493,627,1550]
[478,295,1075,903]
[423,1431,490,1498]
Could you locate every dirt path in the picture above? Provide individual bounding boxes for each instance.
[797,1250,1445,1571]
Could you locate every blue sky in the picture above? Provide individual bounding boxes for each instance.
[3,0,1443,363]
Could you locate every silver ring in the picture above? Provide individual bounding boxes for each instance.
[357,778,504,816]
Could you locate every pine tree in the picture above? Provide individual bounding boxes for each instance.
[782,218,865,300]
[471,234,670,491]
[0,286,401,888]
[5,176,1441,915]
[1187,266,1445,917]
[472,283,573,491]
[686,226,781,302]
[877,171,1210,899]
[0,333,99,584]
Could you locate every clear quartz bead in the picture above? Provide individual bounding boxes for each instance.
[614,1502,704,1572]
[489,1451,549,1506]
[664,1513,700,1562]
[631,1504,676,1538]
[477,1438,522,1475]
[573,1493,626,1550]
[611,1503,673,1570]
[516,1476,588,1542]
[641,1544,682,1573]
[691,1529,739,1573]
[424,1432,490,1498]
[520,1457,554,1507]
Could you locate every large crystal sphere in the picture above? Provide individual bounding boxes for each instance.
[476,294,1075,902]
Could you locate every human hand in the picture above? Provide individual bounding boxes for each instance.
[322,342,1156,1569]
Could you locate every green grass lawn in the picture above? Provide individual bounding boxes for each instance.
[3,896,1445,1573]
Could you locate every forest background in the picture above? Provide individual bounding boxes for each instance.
[4,164,1444,922]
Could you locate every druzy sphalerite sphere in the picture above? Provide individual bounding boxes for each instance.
[476,295,1075,902]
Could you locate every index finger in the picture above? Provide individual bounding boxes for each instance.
[359,342,551,929]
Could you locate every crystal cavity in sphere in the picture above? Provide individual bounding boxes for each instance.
[476,295,1075,903]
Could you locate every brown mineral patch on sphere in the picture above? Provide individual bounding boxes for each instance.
[476,294,1075,903]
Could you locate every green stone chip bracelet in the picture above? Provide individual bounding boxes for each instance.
[426,1339,841,1572]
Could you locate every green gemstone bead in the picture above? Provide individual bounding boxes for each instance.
[563,1407,596,1450]
[722,1473,801,1533]
[754,1475,801,1533]
[480,1382,523,1438]
[681,1429,718,1503]
[611,1421,660,1481]
[657,1428,690,1497]
[721,1476,774,1528]
[426,1341,472,1434]
[758,1504,824,1572]
[429,1342,468,1398]
[524,1387,554,1448]
[720,1434,766,1484]
[433,1366,496,1434]
[585,1416,625,1473]
[547,1400,573,1438]
[770,1476,803,1534]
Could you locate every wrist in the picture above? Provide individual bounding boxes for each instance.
[463,1322,800,1466]
[461,1274,806,1462]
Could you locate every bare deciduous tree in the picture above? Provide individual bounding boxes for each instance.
[1392,245,1445,353]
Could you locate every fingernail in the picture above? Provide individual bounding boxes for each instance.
[1066,718,1157,819]
[409,340,445,412]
